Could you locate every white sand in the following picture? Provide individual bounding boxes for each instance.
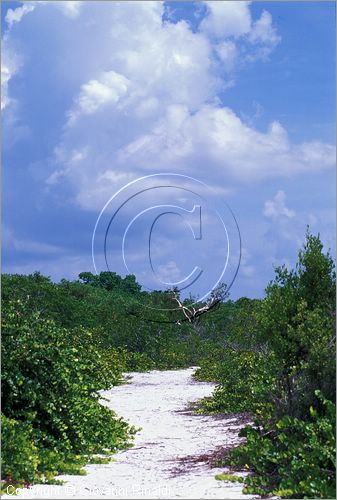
[5,368,256,499]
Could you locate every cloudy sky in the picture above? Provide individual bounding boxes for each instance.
[2,1,336,299]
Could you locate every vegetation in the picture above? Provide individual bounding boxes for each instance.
[1,299,135,490]
[229,390,336,498]
[196,230,336,498]
[1,269,211,490]
[1,229,335,498]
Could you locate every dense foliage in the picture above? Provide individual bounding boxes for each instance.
[2,229,335,498]
[230,390,335,498]
[1,269,209,490]
[1,299,136,489]
[196,230,336,498]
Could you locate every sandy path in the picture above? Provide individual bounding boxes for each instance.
[6,368,255,499]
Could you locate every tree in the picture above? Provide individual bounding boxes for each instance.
[259,229,336,416]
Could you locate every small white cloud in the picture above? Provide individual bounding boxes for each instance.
[263,190,296,219]
[135,97,159,118]
[68,71,130,123]
[247,10,281,60]
[55,1,83,18]
[1,40,21,110]
[5,4,35,28]
[5,1,82,27]
[200,1,252,39]
[249,10,280,45]
[1,63,12,110]
[200,2,280,65]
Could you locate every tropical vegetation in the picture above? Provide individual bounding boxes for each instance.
[1,229,335,498]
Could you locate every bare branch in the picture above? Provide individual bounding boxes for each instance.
[172,283,228,326]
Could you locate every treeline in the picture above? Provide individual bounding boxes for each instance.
[1,230,335,498]
[195,231,336,498]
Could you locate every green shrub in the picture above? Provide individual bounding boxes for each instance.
[1,299,134,486]
[228,391,336,498]
[197,349,275,414]
[194,345,227,382]
[123,351,156,371]
[1,414,39,484]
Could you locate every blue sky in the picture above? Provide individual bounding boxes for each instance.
[2,1,336,299]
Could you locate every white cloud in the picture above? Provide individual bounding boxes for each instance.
[263,190,296,219]
[4,1,82,29]
[1,38,21,110]
[247,10,281,61]
[5,4,35,28]
[117,106,334,183]
[200,1,252,39]
[54,1,83,18]
[249,10,280,45]
[1,2,35,112]
[2,0,334,214]
[67,71,130,124]
[261,195,336,276]
[1,62,13,110]
[200,2,280,63]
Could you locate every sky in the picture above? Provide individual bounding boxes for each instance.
[2,0,336,300]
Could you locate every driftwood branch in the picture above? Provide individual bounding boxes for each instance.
[172,283,228,326]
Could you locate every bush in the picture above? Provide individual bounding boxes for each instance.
[197,231,336,499]
[1,415,40,484]
[257,231,336,417]
[196,349,275,414]
[229,391,336,498]
[1,299,134,486]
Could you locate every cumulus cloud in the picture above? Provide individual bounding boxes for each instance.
[2,3,36,112]
[263,190,296,219]
[117,106,334,183]
[2,0,334,214]
[239,247,256,279]
[1,0,82,112]
[200,1,280,64]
